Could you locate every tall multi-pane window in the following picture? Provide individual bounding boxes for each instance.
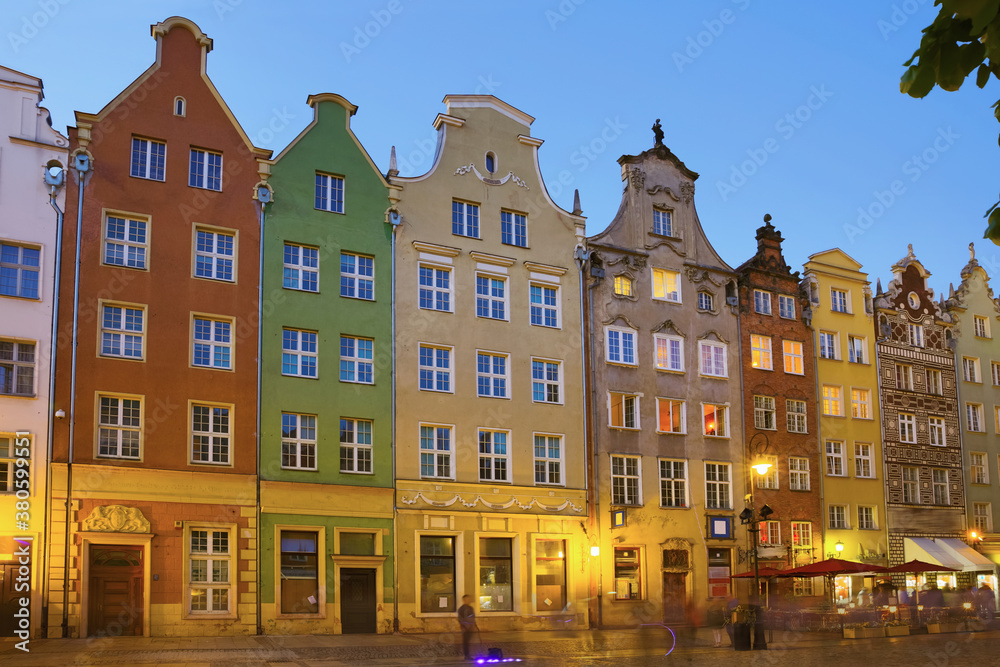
[652,208,673,236]
[702,404,728,437]
[339,418,373,473]
[193,317,232,370]
[902,467,919,503]
[97,395,141,458]
[191,404,230,465]
[789,457,810,490]
[971,452,988,485]
[697,292,714,311]
[418,265,451,312]
[818,332,837,359]
[280,531,319,614]
[786,399,807,433]
[281,412,317,470]
[898,413,917,443]
[756,455,779,490]
[534,540,567,612]
[791,522,812,548]
[847,336,865,364]
[753,290,772,315]
[281,328,317,378]
[821,385,842,416]
[606,328,636,365]
[753,396,776,430]
[130,137,165,181]
[750,335,772,370]
[830,288,849,313]
[659,459,687,507]
[699,341,727,377]
[783,340,804,374]
[610,455,640,505]
[315,172,344,212]
[476,274,507,320]
[927,369,943,395]
[992,362,1000,386]
[964,358,981,383]
[651,268,680,302]
[478,430,509,482]
[654,334,684,372]
[531,359,561,404]
[932,469,949,505]
[974,315,990,338]
[857,506,876,530]
[341,253,373,300]
[705,462,731,509]
[896,364,913,391]
[609,393,639,429]
[759,521,780,545]
[500,210,527,247]
[533,434,562,485]
[419,536,455,612]
[479,538,513,612]
[188,528,231,613]
[103,216,147,269]
[828,505,847,529]
[194,229,235,281]
[476,352,508,398]
[825,441,844,476]
[850,389,870,419]
[283,244,319,292]
[452,200,479,238]
[529,284,559,328]
[419,424,452,479]
[974,503,992,532]
[778,295,795,319]
[967,403,984,432]
[100,304,144,359]
[189,148,222,190]
[656,398,684,433]
[908,324,924,347]
[854,443,874,478]
[929,416,946,446]
[340,335,373,384]
[0,244,41,298]
[418,344,452,392]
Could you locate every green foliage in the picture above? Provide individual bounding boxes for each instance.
[901,1,1000,243]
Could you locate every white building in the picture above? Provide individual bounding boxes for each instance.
[0,65,67,639]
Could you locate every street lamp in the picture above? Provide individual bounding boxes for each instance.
[835,541,844,554]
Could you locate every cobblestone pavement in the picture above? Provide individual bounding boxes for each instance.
[1,627,994,666]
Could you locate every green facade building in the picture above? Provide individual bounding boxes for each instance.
[259,94,395,634]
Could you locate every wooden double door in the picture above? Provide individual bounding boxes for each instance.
[88,546,143,637]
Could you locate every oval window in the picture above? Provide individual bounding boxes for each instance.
[485,152,496,174]
[907,292,920,309]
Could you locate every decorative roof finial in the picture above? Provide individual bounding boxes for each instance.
[652,118,664,146]
[763,213,772,225]
[907,243,913,255]
[387,145,398,178]
[572,188,582,216]
[970,242,976,261]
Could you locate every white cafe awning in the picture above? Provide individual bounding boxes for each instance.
[904,537,996,572]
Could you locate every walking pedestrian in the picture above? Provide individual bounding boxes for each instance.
[457,595,478,661]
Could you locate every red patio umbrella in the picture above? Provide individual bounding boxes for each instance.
[778,558,886,577]
[882,559,958,574]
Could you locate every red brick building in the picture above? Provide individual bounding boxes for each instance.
[736,218,822,588]
[49,17,271,637]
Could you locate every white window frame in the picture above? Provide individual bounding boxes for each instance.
[609,392,640,430]
[340,335,374,384]
[475,272,508,321]
[418,263,452,313]
[281,328,318,378]
[818,331,838,360]
[315,172,345,213]
[610,455,641,505]
[974,503,992,533]
[340,252,374,300]
[478,428,510,483]
[654,333,684,372]
[759,520,781,545]
[896,363,913,391]
[130,136,166,181]
[283,243,319,292]
[756,455,779,490]
[500,209,527,248]
[750,334,773,371]
[190,402,231,465]
[786,399,807,433]
[850,388,871,419]
[656,397,685,434]
[613,274,634,297]
[854,443,874,478]
[452,199,480,238]
[188,148,222,191]
[828,504,848,529]
[974,315,991,338]
[652,207,673,236]
[821,385,843,416]
[964,357,981,383]
[902,466,919,503]
[704,462,732,510]
[698,341,728,378]
[529,282,560,328]
[96,393,142,459]
[908,323,924,348]
[898,412,917,443]
[753,395,776,431]
[99,302,145,360]
[847,336,865,364]
[186,525,234,616]
[992,361,1000,386]
[791,521,812,549]
[533,433,564,486]
[967,403,984,432]
[659,459,687,508]
[531,358,562,405]
[192,315,233,370]
[702,403,728,438]
[927,368,943,395]
[194,227,236,282]
[929,416,946,446]
[697,291,714,311]
[419,423,453,480]
[339,417,373,474]
[0,242,42,298]
[281,412,317,471]
[606,326,637,366]
[778,294,796,319]
[476,351,509,399]
[857,506,876,530]
[783,340,804,375]
[103,214,148,270]
[825,440,845,476]
[932,468,949,505]
[789,456,810,491]
[753,290,772,315]
[651,267,681,303]
[830,288,849,313]
[971,452,988,485]
[418,343,453,393]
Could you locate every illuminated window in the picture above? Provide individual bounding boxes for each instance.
[613,275,633,297]
[702,404,728,437]
[652,268,680,302]
[750,334,772,370]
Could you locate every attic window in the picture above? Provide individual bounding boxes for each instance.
[485,152,496,174]
[174,97,186,117]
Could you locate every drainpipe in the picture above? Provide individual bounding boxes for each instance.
[63,150,91,637]
[42,162,66,638]
[255,184,271,636]
[572,245,593,627]
[585,256,603,629]
[388,208,400,633]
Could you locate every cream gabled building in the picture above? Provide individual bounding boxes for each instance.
[585,139,744,625]
[389,96,589,632]
[0,66,67,639]
[801,250,886,600]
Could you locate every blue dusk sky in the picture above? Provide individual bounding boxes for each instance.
[4,0,996,296]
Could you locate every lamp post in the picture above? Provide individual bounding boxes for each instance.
[739,432,774,652]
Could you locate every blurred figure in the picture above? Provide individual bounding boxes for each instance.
[725,596,739,647]
[684,598,703,645]
[978,583,996,621]
[709,600,726,647]
[923,583,944,609]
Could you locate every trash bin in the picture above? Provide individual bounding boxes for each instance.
[732,611,752,651]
